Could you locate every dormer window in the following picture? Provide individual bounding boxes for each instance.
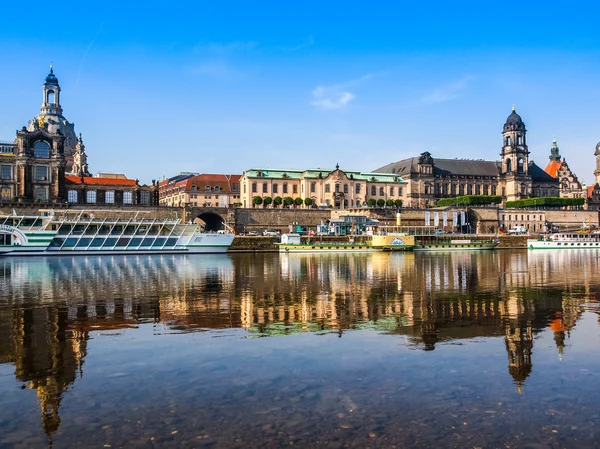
[205,185,211,192]
[214,186,220,192]
[191,185,197,192]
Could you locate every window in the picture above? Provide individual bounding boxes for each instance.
[214,186,220,192]
[262,183,268,193]
[293,185,297,194]
[371,186,376,196]
[273,183,278,193]
[1,187,11,200]
[390,187,395,196]
[325,184,330,193]
[311,182,316,193]
[87,190,96,204]
[283,183,288,194]
[123,191,133,204]
[140,191,150,204]
[356,184,361,194]
[475,185,480,195]
[0,165,12,180]
[398,188,403,196]
[67,190,78,203]
[379,187,384,196]
[252,182,257,193]
[343,184,348,194]
[335,184,340,193]
[34,141,50,158]
[47,90,55,104]
[105,190,115,204]
[34,187,47,201]
[35,166,49,181]
[191,185,197,192]
[205,185,211,192]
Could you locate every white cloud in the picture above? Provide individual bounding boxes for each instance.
[285,36,314,51]
[311,86,355,109]
[310,71,389,110]
[420,75,476,105]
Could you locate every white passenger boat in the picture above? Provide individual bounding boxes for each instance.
[0,209,234,256]
[527,232,600,250]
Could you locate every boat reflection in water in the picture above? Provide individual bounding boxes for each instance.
[0,251,599,444]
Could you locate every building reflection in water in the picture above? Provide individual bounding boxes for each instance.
[0,250,598,437]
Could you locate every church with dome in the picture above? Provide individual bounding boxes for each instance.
[0,67,157,205]
[374,107,595,208]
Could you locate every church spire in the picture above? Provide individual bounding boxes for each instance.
[71,133,90,177]
[549,138,561,162]
[41,66,62,116]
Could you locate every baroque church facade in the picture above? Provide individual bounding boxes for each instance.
[374,107,589,208]
[0,67,157,205]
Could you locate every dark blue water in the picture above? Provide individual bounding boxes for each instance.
[0,251,599,448]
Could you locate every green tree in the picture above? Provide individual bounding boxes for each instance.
[263,196,272,207]
[394,199,403,208]
[386,199,394,207]
[367,198,376,207]
[294,197,304,207]
[377,199,385,207]
[252,196,263,207]
[304,197,313,207]
[283,196,294,207]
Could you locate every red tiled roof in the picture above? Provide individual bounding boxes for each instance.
[184,174,241,193]
[544,160,562,178]
[588,185,595,198]
[65,175,137,186]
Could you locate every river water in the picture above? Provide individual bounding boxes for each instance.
[0,250,599,448]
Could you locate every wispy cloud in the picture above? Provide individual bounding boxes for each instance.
[77,21,104,86]
[310,71,388,110]
[420,75,476,105]
[193,41,258,55]
[285,36,314,51]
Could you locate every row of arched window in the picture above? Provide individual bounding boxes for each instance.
[191,185,221,192]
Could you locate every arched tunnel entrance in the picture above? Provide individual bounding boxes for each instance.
[195,212,225,232]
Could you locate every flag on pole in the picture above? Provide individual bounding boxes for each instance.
[425,211,431,227]
[453,212,458,227]
[443,212,448,227]
[433,212,439,227]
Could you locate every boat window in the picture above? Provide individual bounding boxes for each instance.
[141,238,155,246]
[116,238,130,247]
[129,238,143,247]
[102,238,118,247]
[90,238,104,247]
[124,225,136,236]
[76,238,92,248]
[0,234,11,246]
[166,237,178,246]
[48,238,64,248]
[153,237,167,247]
[98,225,111,235]
[58,225,72,235]
[111,225,123,235]
[63,238,78,247]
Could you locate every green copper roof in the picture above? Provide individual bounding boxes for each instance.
[244,168,406,183]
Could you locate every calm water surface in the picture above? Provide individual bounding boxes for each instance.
[1,250,600,448]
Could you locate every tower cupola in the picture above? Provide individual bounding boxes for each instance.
[41,64,63,116]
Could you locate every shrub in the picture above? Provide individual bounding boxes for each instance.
[505,197,585,209]
[367,198,376,207]
[386,199,394,207]
[394,199,402,207]
[304,198,313,207]
[283,196,293,207]
[294,197,303,206]
[263,196,273,207]
[376,199,385,207]
[436,195,503,207]
[252,196,263,207]
[273,196,283,207]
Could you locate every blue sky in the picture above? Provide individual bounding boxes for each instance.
[1,1,600,184]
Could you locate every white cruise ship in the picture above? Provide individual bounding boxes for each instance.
[0,209,234,256]
[527,232,600,250]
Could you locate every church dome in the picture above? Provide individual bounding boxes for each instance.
[45,67,59,86]
[504,107,526,131]
[596,142,600,153]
